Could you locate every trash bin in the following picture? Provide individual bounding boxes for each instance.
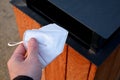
[10,0,120,80]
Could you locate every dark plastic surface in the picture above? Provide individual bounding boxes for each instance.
[49,0,120,39]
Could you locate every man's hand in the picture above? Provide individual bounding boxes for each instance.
[7,38,42,80]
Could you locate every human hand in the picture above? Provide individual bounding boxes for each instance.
[7,38,42,80]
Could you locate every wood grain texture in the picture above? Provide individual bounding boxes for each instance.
[41,69,46,80]
[45,45,68,80]
[88,64,97,80]
[94,45,120,80]
[13,6,41,38]
[66,46,96,80]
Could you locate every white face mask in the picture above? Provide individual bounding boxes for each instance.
[8,23,68,68]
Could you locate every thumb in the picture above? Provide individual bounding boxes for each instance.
[27,38,39,59]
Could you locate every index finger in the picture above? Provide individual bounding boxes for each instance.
[11,43,26,60]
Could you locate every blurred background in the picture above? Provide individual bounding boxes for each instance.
[0,0,20,79]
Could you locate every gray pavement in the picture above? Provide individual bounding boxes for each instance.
[0,0,20,80]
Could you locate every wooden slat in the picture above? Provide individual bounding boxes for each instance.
[45,45,68,80]
[13,6,44,80]
[41,69,46,80]
[94,45,120,80]
[66,46,96,80]
[13,6,41,38]
[88,64,97,80]
[108,46,120,80]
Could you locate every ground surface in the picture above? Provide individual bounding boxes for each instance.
[0,0,20,80]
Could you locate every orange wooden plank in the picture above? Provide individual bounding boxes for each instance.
[95,45,120,80]
[108,45,120,80]
[88,63,97,80]
[13,6,41,38]
[41,69,46,80]
[66,46,93,80]
[45,45,68,80]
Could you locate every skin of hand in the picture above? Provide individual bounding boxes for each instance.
[7,38,42,80]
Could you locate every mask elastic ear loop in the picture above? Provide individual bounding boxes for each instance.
[8,41,23,46]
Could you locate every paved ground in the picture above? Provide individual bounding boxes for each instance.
[0,0,20,80]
